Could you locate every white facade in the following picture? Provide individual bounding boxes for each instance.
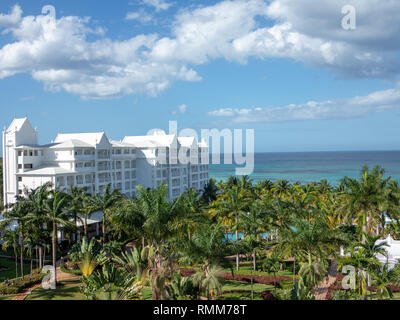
[375,235,400,270]
[2,118,209,206]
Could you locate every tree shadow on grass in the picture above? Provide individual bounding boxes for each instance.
[26,280,84,301]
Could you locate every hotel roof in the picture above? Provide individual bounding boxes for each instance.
[55,132,106,147]
[7,117,29,132]
[18,165,75,176]
[123,130,176,148]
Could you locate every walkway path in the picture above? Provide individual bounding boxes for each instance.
[11,259,79,300]
[312,261,338,300]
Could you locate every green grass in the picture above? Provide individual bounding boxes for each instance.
[25,280,85,301]
[217,292,264,300]
[141,287,153,300]
[0,258,31,282]
[221,280,274,293]
[0,295,14,300]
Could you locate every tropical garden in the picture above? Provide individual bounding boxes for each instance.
[1,165,400,300]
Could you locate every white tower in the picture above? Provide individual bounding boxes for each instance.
[2,117,38,206]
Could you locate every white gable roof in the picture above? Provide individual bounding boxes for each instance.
[49,139,93,149]
[110,140,137,148]
[123,132,177,148]
[7,117,29,132]
[55,132,107,147]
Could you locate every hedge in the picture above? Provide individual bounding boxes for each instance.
[0,273,46,295]
[60,263,82,276]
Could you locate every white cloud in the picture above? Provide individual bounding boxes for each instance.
[172,104,187,114]
[0,5,22,28]
[208,87,400,123]
[142,0,173,12]
[1,1,400,99]
[126,10,153,23]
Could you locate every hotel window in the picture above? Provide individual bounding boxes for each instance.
[124,149,129,154]
[24,164,33,169]
[76,176,84,185]
[18,151,22,156]
[131,160,136,168]
[24,150,28,156]
[18,177,22,182]
[18,164,22,169]
[34,150,38,156]
[124,161,130,168]
[67,176,74,186]
[116,172,122,180]
[125,171,130,180]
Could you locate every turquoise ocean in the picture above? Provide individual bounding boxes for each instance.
[209,151,400,186]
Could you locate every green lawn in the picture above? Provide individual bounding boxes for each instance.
[0,258,31,282]
[25,280,85,301]
[0,295,14,300]
[222,280,274,293]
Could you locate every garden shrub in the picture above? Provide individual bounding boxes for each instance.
[0,272,46,295]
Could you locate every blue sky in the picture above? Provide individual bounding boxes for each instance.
[1,0,400,152]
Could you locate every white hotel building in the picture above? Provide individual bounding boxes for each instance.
[2,117,209,207]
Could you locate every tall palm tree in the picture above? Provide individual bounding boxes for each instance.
[238,201,267,270]
[68,186,89,240]
[271,179,291,199]
[43,190,73,285]
[338,234,387,300]
[201,178,218,204]
[179,225,232,299]
[341,165,390,243]
[92,184,122,243]
[262,255,281,291]
[135,184,179,299]
[1,197,33,278]
[214,186,251,270]
[171,188,206,240]
[1,228,20,279]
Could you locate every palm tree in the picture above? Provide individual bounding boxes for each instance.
[1,228,20,279]
[271,180,291,199]
[92,184,122,243]
[43,190,73,285]
[274,218,342,287]
[338,233,387,300]
[1,197,33,278]
[134,184,179,299]
[201,178,218,204]
[262,255,281,291]
[370,264,400,300]
[68,186,89,240]
[171,188,206,241]
[238,201,266,270]
[193,265,224,300]
[341,165,390,243]
[214,186,251,270]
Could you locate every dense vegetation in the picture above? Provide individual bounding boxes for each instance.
[1,165,400,300]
